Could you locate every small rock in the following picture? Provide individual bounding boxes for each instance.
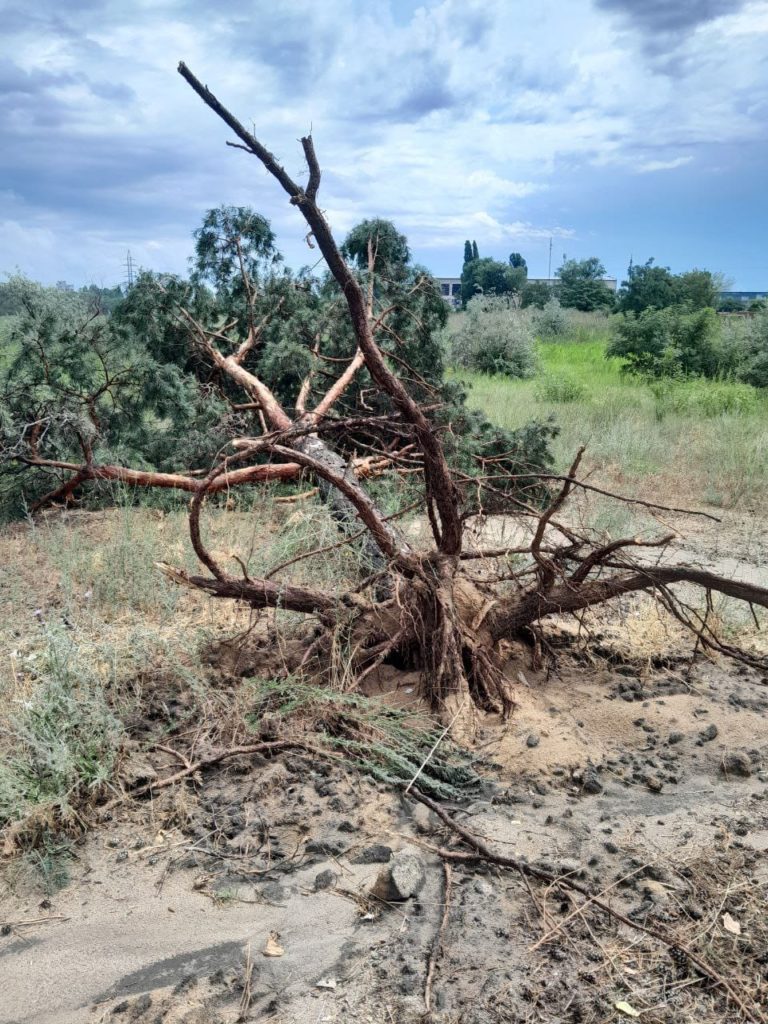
[133,994,152,1014]
[351,844,392,864]
[640,879,669,901]
[668,731,684,745]
[582,770,603,795]
[721,752,752,778]
[305,837,346,857]
[645,776,664,793]
[700,723,719,742]
[526,733,540,749]
[314,869,338,891]
[370,851,425,901]
[120,756,158,788]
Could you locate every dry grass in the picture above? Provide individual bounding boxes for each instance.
[0,494,367,861]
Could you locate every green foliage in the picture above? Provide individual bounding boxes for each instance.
[618,258,718,314]
[648,376,759,419]
[532,298,569,339]
[617,259,679,314]
[520,281,553,309]
[472,240,479,261]
[449,295,537,378]
[463,240,473,265]
[247,677,482,799]
[535,374,586,403]
[1,208,558,527]
[608,305,729,378]
[460,258,526,306]
[509,252,527,270]
[677,268,718,311]
[341,218,410,272]
[557,257,615,312]
[0,627,124,843]
[735,310,768,388]
[455,333,768,511]
[0,281,24,316]
[0,276,228,519]
[192,205,279,295]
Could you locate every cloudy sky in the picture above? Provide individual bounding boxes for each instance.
[1,0,767,289]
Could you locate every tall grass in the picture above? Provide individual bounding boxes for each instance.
[452,334,768,508]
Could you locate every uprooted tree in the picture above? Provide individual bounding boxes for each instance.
[5,62,768,731]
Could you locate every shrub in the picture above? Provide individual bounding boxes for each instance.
[608,306,730,379]
[535,374,587,403]
[520,281,553,309]
[737,311,768,388]
[532,298,569,339]
[0,627,124,846]
[648,377,759,419]
[449,295,537,378]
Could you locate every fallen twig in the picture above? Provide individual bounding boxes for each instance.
[1,915,69,930]
[424,861,453,1016]
[100,740,337,814]
[408,790,765,1023]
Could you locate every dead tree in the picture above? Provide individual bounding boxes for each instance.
[132,61,768,731]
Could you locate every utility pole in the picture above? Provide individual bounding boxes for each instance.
[124,250,135,289]
[547,237,552,281]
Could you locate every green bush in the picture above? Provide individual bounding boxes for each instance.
[608,306,731,379]
[535,374,587,403]
[532,298,569,339]
[648,377,759,419]
[450,295,537,378]
[738,311,768,388]
[0,628,124,842]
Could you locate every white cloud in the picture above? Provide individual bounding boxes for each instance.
[636,156,694,173]
[0,0,766,281]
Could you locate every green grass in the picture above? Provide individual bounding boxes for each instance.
[453,338,768,508]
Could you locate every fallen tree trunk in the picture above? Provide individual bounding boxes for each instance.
[163,62,768,726]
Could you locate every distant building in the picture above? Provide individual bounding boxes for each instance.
[719,290,767,303]
[435,275,618,308]
[436,277,462,307]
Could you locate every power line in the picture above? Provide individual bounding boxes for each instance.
[124,250,135,289]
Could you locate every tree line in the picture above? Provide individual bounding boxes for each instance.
[458,243,762,315]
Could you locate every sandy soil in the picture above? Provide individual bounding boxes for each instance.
[1,507,767,1024]
[2,649,766,1024]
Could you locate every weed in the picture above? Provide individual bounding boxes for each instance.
[246,678,483,799]
[0,626,124,849]
[648,377,759,419]
[535,374,587,403]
